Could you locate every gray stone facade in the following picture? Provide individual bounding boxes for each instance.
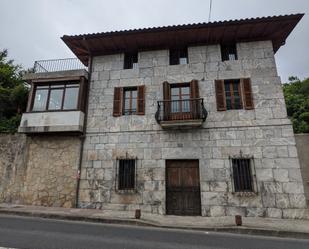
[77,40,307,218]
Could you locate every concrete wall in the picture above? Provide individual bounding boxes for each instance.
[295,134,309,204]
[79,40,308,219]
[0,134,81,208]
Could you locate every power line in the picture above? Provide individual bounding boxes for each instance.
[208,0,213,22]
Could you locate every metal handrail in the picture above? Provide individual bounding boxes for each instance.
[33,58,87,73]
[155,98,208,123]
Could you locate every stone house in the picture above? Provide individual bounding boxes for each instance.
[15,14,308,218]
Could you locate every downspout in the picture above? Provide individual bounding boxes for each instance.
[75,37,93,208]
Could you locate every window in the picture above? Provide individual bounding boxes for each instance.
[123,87,138,115]
[169,48,188,65]
[32,82,79,111]
[170,83,190,113]
[113,86,145,116]
[118,159,136,190]
[224,79,242,110]
[124,53,138,69]
[231,158,254,192]
[221,44,237,61]
[215,78,254,111]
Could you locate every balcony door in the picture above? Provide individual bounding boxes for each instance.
[170,84,192,120]
[163,80,200,121]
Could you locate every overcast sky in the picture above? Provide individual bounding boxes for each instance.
[0,0,308,82]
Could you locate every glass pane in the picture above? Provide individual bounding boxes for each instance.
[125,90,131,98]
[36,85,49,89]
[171,87,179,96]
[132,90,137,98]
[63,87,79,110]
[234,97,242,109]
[229,53,236,60]
[131,98,137,111]
[182,86,190,95]
[171,101,179,113]
[224,82,230,91]
[226,97,232,110]
[48,89,63,110]
[171,95,180,101]
[179,57,188,64]
[182,100,190,112]
[51,84,65,88]
[32,89,48,111]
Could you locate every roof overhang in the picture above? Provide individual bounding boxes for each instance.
[61,14,304,66]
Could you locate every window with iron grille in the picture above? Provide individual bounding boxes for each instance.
[124,53,138,69]
[169,48,188,65]
[221,44,238,61]
[231,158,254,192]
[118,159,136,190]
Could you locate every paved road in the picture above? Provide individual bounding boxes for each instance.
[0,214,308,249]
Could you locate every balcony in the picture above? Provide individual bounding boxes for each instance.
[155,98,208,128]
[19,58,88,134]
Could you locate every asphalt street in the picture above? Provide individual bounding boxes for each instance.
[0,214,308,249]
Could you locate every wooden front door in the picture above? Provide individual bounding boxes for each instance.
[166,160,201,216]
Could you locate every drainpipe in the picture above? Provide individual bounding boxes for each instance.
[75,40,93,208]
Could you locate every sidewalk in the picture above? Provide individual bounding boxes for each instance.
[0,203,309,239]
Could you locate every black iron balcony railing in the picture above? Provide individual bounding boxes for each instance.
[155,98,208,123]
[34,58,87,73]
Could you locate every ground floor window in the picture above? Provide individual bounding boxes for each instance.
[118,159,136,190]
[231,158,254,192]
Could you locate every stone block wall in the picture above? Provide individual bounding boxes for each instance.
[79,40,307,218]
[0,134,81,208]
[0,134,28,203]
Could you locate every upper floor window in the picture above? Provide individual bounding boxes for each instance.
[123,87,138,115]
[215,78,254,111]
[169,48,188,65]
[231,158,254,192]
[31,82,79,112]
[221,44,237,61]
[170,83,191,113]
[124,52,138,69]
[113,85,145,116]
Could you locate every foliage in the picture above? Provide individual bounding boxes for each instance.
[0,49,29,133]
[283,77,309,133]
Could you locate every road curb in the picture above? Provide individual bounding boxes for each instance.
[1,209,309,240]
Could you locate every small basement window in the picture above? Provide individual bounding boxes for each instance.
[231,158,254,192]
[170,48,188,65]
[118,159,136,190]
[124,53,138,69]
[221,44,238,61]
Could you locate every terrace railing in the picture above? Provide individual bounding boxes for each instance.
[33,58,87,73]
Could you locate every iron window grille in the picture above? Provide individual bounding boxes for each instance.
[229,153,257,194]
[221,44,238,61]
[116,158,137,192]
[169,48,188,65]
[124,53,138,69]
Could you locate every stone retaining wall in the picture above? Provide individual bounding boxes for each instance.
[0,134,81,208]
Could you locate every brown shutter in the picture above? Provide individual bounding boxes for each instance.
[215,80,226,111]
[242,78,254,110]
[163,81,170,120]
[190,80,200,118]
[190,79,199,98]
[137,85,145,115]
[113,87,123,116]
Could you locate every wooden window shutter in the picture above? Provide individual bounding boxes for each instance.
[242,78,254,110]
[190,79,199,98]
[137,85,145,115]
[163,81,171,120]
[113,87,123,116]
[215,80,226,111]
[163,81,170,100]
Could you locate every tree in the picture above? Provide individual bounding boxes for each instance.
[0,49,29,133]
[283,77,309,133]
